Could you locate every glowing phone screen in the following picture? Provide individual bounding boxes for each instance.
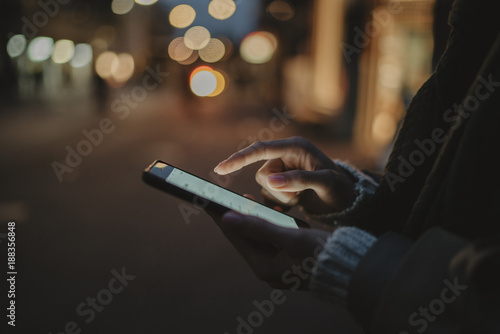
[157,164,298,229]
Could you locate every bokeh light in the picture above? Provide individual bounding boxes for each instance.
[184,26,211,50]
[190,66,214,81]
[6,34,27,58]
[218,36,234,60]
[51,39,75,64]
[207,70,226,97]
[199,38,225,63]
[27,37,54,62]
[190,66,226,97]
[208,0,236,20]
[190,69,217,97]
[135,0,158,5]
[70,43,93,68]
[378,62,403,90]
[372,112,397,145]
[267,0,295,21]
[111,53,135,83]
[177,50,199,65]
[95,51,118,79]
[240,32,277,64]
[262,32,278,51]
[168,37,194,62]
[111,0,134,15]
[169,4,196,29]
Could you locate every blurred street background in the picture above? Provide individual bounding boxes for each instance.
[0,0,447,332]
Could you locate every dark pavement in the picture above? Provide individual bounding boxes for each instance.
[0,86,371,333]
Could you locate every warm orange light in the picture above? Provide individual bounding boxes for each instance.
[207,70,226,97]
[168,37,194,62]
[190,66,214,81]
[199,38,225,63]
[111,53,135,83]
[240,32,277,64]
[208,0,236,20]
[372,112,397,145]
[184,26,211,50]
[177,50,199,65]
[189,66,226,97]
[169,4,196,28]
[95,51,118,79]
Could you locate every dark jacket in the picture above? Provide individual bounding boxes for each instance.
[348,1,500,332]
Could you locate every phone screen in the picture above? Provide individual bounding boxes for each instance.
[148,162,299,229]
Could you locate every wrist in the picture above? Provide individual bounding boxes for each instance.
[306,161,379,226]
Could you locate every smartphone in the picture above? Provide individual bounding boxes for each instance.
[142,160,308,229]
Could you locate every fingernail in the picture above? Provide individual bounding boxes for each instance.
[222,211,244,224]
[268,174,287,187]
[213,160,225,173]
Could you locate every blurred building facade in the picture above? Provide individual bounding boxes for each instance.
[2,0,437,161]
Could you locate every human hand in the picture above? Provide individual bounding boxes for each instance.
[214,137,356,215]
[215,211,331,290]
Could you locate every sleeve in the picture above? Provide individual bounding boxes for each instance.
[306,160,380,227]
[309,227,378,306]
[347,227,500,334]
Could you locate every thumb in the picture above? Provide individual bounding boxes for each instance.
[266,170,336,198]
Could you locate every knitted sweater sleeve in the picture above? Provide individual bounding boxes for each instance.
[306,160,379,227]
[309,227,377,305]
[308,161,380,305]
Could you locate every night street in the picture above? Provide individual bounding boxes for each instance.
[0,86,369,333]
[1,0,459,332]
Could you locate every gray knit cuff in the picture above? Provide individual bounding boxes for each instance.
[309,227,377,306]
[307,160,379,226]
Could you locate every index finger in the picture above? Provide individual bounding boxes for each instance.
[214,139,303,175]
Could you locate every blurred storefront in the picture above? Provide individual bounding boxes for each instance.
[352,0,436,160]
[3,0,436,161]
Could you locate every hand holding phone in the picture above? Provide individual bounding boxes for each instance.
[142,160,308,229]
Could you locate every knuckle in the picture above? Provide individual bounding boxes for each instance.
[255,172,266,186]
[256,166,273,187]
[249,140,262,150]
[291,170,307,186]
[250,140,267,151]
[325,169,341,186]
[290,136,306,146]
[249,140,270,157]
